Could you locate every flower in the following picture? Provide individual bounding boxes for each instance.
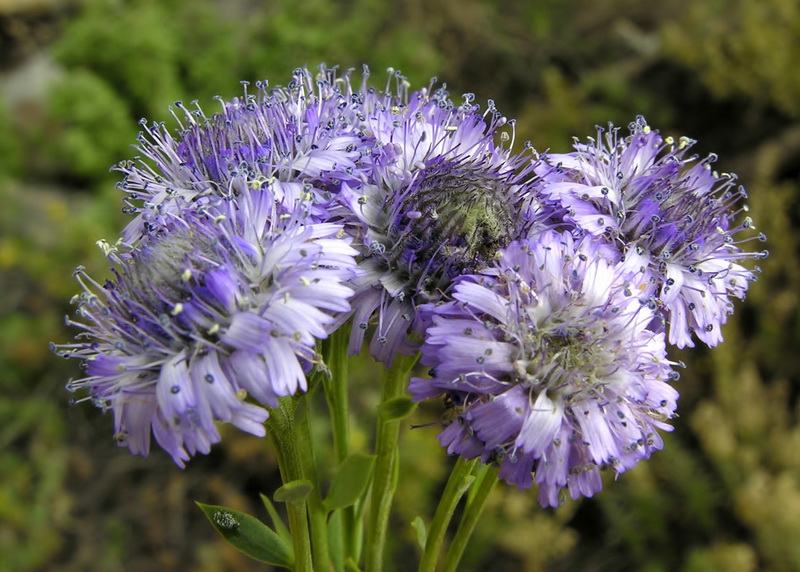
[338,71,540,365]
[54,190,358,466]
[409,231,679,507]
[536,116,767,348]
[118,66,369,243]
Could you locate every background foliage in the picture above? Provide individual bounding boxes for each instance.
[1,0,798,570]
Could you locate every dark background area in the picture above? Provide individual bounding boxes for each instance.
[1,0,799,570]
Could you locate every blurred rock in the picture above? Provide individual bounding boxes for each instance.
[0,50,63,107]
[0,0,77,69]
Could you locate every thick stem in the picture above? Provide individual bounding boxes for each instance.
[364,355,417,572]
[295,397,332,571]
[441,464,499,572]
[418,457,478,572]
[323,325,357,563]
[324,325,351,464]
[266,398,314,572]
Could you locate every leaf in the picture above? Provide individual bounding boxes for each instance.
[327,510,345,572]
[274,479,313,505]
[411,516,427,551]
[260,493,292,544]
[345,556,363,572]
[324,453,375,513]
[379,396,417,421]
[196,502,293,569]
[466,463,492,508]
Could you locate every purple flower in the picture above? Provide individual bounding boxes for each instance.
[338,71,540,365]
[118,67,368,243]
[409,231,679,507]
[537,116,767,348]
[55,190,358,466]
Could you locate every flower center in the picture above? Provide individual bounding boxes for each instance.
[130,231,213,302]
[387,164,519,301]
[510,300,615,400]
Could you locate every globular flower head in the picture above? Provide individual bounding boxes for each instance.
[119,67,368,243]
[339,73,540,365]
[55,191,358,466]
[409,231,679,507]
[537,116,767,348]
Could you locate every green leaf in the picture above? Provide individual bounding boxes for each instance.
[411,516,427,551]
[260,493,292,544]
[345,556,363,572]
[324,453,376,513]
[466,463,492,508]
[274,479,313,505]
[378,396,417,421]
[196,502,293,569]
[327,510,345,572]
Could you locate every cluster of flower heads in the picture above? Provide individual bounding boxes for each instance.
[56,66,764,504]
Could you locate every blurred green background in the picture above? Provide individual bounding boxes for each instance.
[1,0,798,570]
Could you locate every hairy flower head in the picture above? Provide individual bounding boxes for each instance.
[410,231,679,507]
[55,191,357,466]
[119,67,368,242]
[339,71,540,364]
[537,116,767,347]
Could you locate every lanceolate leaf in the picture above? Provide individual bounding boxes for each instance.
[274,479,314,505]
[260,493,292,544]
[379,396,417,421]
[196,502,294,569]
[411,516,427,551]
[324,453,376,513]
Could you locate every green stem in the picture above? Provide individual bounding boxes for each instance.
[323,325,358,563]
[324,325,351,464]
[441,464,499,572]
[418,457,478,572]
[364,354,418,572]
[266,398,314,572]
[295,396,331,572]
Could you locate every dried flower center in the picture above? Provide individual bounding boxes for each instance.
[387,165,518,301]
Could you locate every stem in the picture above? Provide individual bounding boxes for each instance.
[418,457,478,572]
[295,396,331,572]
[265,398,314,572]
[324,325,351,464]
[364,354,418,572]
[441,464,499,572]
[323,325,357,563]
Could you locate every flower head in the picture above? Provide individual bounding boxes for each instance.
[339,73,540,365]
[55,190,358,466]
[537,116,767,347]
[119,67,368,243]
[409,231,679,507]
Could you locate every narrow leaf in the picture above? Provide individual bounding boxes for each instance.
[411,516,427,551]
[379,396,417,421]
[274,479,313,505]
[327,509,345,572]
[259,493,292,544]
[196,502,293,568]
[324,453,375,513]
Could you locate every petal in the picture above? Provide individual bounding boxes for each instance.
[452,281,508,322]
[515,391,564,457]
[469,385,529,446]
